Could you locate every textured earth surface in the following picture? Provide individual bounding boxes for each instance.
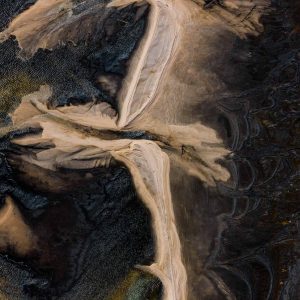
[0,0,299,299]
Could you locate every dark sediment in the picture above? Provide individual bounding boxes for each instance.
[0,1,149,115]
[0,147,157,298]
[0,0,299,299]
[0,1,156,299]
[171,1,300,299]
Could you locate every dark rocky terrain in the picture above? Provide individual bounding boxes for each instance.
[0,0,299,299]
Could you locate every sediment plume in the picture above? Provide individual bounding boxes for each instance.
[10,83,228,299]
[0,0,271,299]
